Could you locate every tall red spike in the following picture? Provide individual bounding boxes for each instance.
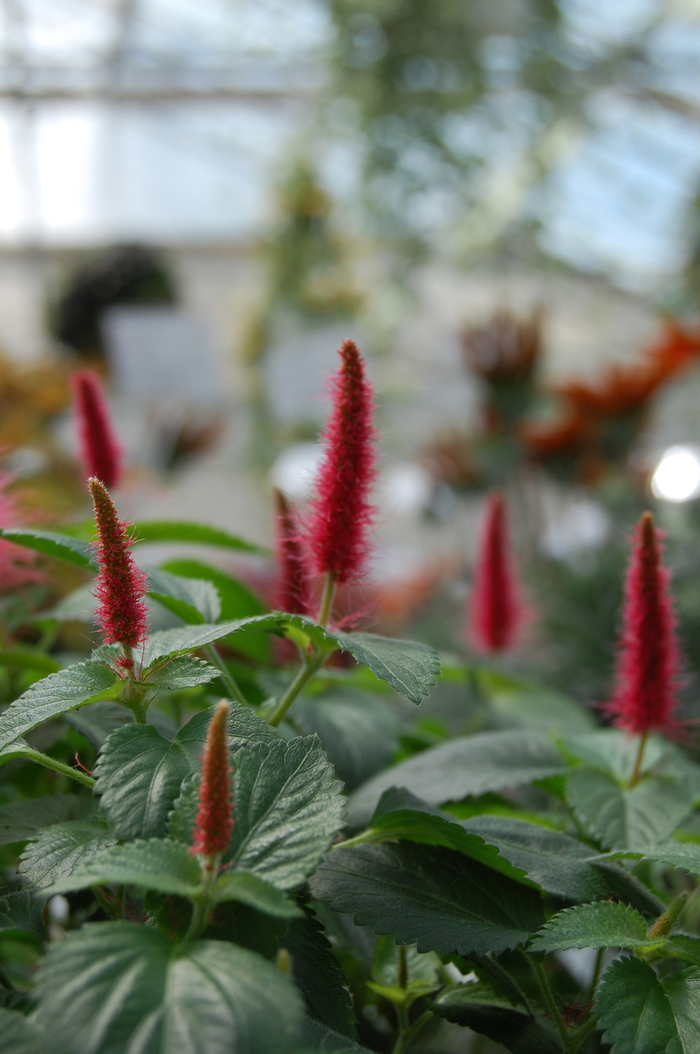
[71,370,123,489]
[191,702,233,858]
[89,478,148,650]
[274,488,312,615]
[308,340,378,585]
[468,491,527,653]
[606,512,682,735]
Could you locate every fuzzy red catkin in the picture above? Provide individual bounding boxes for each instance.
[89,478,148,650]
[606,511,682,735]
[308,340,377,585]
[274,488,312,615]
[469,490,526,653]
[71,370,123,489]
[191,701,234,858]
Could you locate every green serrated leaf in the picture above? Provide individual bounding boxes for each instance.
[299,1018,373,1053]
[229,737,345,889]
[597,842,700,874]
[19,819,115,889]
[567,769,696,850]
[33,921,302,1054]
[461,814,609,902]
[131,520,267,554]
[175,700,280,761]
[0,663,121,751]
[280,907,358,1040]
[360,788,531,885]
[0,528,96,570]
[0,1007,43,1054]
[0,891,45,944]
[563,730,669,783]
[293,689,399,790]
[433,984,564,1054]
[94,725,192,840]
[597,957,679,1054]
[666,936,700,966]
[212,872,301,917]
[348,730,568,825]
[310,841,543,958]
[333,632,439,704]
[530,901,650,952]
[146,568,221,625]
[664,967,700,1051]
[0,795,93,845]
[46,839,203,897]
[142,655,219,690]
[141,619,270,666]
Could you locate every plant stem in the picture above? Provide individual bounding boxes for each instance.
[185,853,220,942]
[629,730,648,788]
[21,748,95,789]
[568,1013,599,1053]
[204,644,248,707]
[588,947,605,1003]
[317,572,336,628]
[391,1010,432,1054]
[398,944,408,990]
[529,955,569,1050]
[267,652,323,728]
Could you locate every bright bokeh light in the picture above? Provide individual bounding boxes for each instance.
[651,445,700,502]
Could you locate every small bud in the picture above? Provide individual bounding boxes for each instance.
[468,491,527,653]
[308,340,378,585]
[191,702,234,859]
[648,890,688,940]
[89,478,148,650]
[71,370,123,489]
[275,948,292,975]
[606,512,682,736]
[274,488,312,615]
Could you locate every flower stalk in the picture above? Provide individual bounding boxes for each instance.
[71,370,123,489]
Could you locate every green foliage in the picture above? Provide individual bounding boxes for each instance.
[0,663,120,751]
[433,984,564,1054]
[19,819,115,888]
[141,655,219,690]
[0,1008,43,1054]
[280,908,358,1039]
[567,768,696,850]
[33,922,304,1054]
[332,632,439,704]
[310,841,543,957]
[0,528,96,570]
[48,839,203,897]
[0,794,93,845]
[530,902,651,952]
[597,956,700,1054]
[131,520,266,553]
[348,729,568,824]
[145,568,221,624]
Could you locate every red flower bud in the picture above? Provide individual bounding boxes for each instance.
[89,478,148,650]
[308,340,377,585]
[606,512,682,736]
[191,702,233,858]
[274,488,312,616]
[71,370,123,489]
[468,491,527,653]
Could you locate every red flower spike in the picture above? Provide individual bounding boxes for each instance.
[274,488,312,615]
[308,340,378,585]
[89,478,148,650]
[71,369,123,489]
[191,701,233,858]
[469,491,527,653]
[606,512,682,736]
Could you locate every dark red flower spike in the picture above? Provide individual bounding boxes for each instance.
[308,340,378,589]
[89,478,148,652]
[71,370,123,489]
[191,701,233,859]
[469,490,527,654]
[274,488,312,616]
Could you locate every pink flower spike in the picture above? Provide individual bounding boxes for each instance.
[89,478,148,650]
[0,472,45,593]
[469,491,527,653]
[308,340,378,585]
[274,488,312,616]
[71,370,123,489]
[606,512,682,736]
[191,702,234,858]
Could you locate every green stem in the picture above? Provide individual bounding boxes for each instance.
[93,886,122,921]
[398,944,408,990]
[588,947,605,1003]
[267,652,323,728]
[21,748,95,789]
[391,1010,432,1054]
[629,730,648,789]
[185,853,220,942]
[204,644,248,707]
[529,956,569,1050]
[568,1013,599,1053]
[336,828,379,850]
[317,572,336,628]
